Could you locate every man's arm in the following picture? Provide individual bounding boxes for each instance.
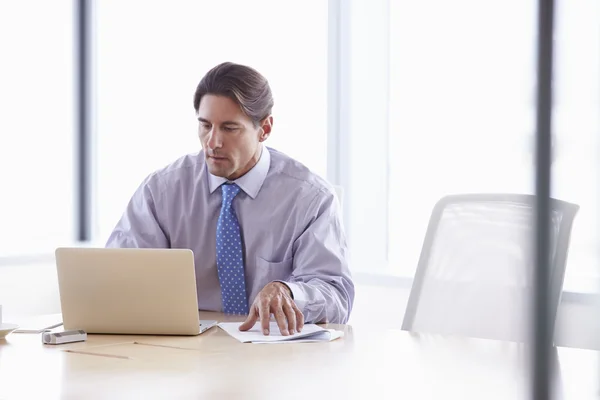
[284,189,355,324]
[105,175,169,248]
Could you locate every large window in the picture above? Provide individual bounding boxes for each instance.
[94,0,329,241]
[0,0,75,257]
[385,0,600,290]
[3,0,598,293]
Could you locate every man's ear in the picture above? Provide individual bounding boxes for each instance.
[259,116,273,142]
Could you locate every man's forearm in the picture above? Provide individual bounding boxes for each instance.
[284,277,354,324]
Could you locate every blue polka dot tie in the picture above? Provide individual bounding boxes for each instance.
[216,183,249,315]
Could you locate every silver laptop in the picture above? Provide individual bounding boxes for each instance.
[55,247,217,335]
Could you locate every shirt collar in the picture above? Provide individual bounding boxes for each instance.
[207,145,270,199]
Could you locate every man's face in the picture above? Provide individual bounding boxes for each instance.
[197,94,271,180]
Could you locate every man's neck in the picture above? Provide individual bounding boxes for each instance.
[227,145,263,180]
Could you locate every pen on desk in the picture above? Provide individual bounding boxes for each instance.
[64,349,132,360]
[132,341,199,351]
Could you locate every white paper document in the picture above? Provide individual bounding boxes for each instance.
[218,322,344,344]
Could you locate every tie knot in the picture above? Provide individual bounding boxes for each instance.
[221,183,241,205]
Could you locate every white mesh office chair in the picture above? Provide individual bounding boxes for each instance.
[401,194,579,342]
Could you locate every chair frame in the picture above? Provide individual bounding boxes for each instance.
[401,193,580,339]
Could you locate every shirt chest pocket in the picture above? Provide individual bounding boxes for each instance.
[254,256,293,282]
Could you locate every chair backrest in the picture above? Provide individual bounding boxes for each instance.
[401,193,579,342]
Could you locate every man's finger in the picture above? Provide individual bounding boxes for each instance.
[259,300,271,335]
[274,304,289,336]
[282,301,297,334]
[238,305,258,331]
[292,302,304,332]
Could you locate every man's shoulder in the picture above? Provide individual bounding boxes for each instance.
[143,152,205,189]
[267,147,334,199]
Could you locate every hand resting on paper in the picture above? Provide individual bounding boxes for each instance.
[239,282,304,336]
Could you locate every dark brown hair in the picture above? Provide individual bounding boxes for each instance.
[193,62,274,126]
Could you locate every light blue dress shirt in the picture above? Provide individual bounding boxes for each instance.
[106,146,354,323]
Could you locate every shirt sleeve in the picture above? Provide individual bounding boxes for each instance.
[283,188,355,324]
[105,174,170,248]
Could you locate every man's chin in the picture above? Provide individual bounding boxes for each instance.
[207,165,232,178]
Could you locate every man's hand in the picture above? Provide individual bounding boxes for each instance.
[238,282,304,336]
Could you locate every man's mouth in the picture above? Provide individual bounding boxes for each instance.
[209,155,227,161]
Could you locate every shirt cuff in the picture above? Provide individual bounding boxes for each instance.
[276,281,307,311]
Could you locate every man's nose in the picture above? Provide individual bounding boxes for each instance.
[206,129,222,150]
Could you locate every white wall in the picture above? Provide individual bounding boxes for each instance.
[1,263,600,352]
[555,299,600,351]
[0,263,61,319]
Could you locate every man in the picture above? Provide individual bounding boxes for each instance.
[106,62,354,336]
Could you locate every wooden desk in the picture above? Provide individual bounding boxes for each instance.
[0,312,599,399]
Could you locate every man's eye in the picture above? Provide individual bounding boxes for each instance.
[223,127,237,132]
[201,123,211,129]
